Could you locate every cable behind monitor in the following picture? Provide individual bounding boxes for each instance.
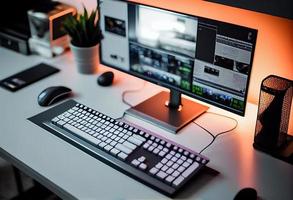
[194,112,238,154]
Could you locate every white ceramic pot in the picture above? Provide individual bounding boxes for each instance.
[70,43,100,74]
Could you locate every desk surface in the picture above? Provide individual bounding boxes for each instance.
[0,47,292,200]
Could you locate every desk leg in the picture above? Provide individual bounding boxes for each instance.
[13,166,24,195]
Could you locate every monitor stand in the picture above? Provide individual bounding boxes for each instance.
[125,89,209,133]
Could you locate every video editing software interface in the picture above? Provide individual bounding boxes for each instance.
[100,0,257,115]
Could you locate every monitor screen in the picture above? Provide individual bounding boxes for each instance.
[100,0,257,116]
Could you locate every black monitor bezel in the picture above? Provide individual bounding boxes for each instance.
[99,0,258,116]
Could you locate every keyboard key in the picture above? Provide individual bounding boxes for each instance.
[165,175,175,183]
[181,156,187,161]
[201,159,207,164]
[128,136,143,146]
[116,144,133,154]
[58,115,65,120]
[177,166,185,173]
[105,139,112,144]
[149,167,158,175]
[110,148,120,156]
[161,165,168,172]
[161,158,168,164]
[156,171,167,179]
[153,148,160,154]
[57,120,66,127]
[63,124,100,145]
[166,161,174,167]
[143,143,150,149]
[122,135,129,140]
[118,138,125,144]
[99,142,107,148]
[138,156,146,163]
[152,143,158,148]
[173,176,185,187]
[158,151,166,157]
[155,163,163,169]
[166,168,174,175]
[166,154,172,160]
[172,170,180,178]
[177,159,184,165]
[104,145,112,152]
[131,159,140,167]
[148,146,155,152]
[196,156,201,162]
[182,162,199,178]
[171,163,179,170]
[139,163,147,170]
[110,141,117,147]
[171,157,178,162]
[123,141,137,150]
[117,152,128,160]
[182,161,190,168]
[51,117,59,123]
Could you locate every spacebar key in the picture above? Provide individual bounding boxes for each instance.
[63,124,100,145]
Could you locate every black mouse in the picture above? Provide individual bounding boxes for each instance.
[97,71,114,86]
[234,187,257,200]
[38,86,72,106]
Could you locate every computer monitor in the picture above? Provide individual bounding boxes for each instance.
[99,0,257,133]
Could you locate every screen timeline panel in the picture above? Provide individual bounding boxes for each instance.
[100,0,257,115]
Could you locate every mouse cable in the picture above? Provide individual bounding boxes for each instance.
[116,81,146,120]
[193,111,238,154]
[121,81,146,107]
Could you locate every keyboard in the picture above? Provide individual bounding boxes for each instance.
[30,100,209,197]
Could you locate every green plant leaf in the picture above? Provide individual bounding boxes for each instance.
[83,5,88,21]
[62,6,102,47]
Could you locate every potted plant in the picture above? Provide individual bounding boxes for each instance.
[63,5,103,74]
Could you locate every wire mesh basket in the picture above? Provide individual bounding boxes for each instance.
[254,75,292,151]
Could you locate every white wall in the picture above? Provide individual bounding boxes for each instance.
[56,0,97,12]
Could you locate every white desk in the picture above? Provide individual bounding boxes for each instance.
[0,47,292,200]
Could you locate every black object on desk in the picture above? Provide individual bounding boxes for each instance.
[97,71,114,86]
[234,187,258,200]
[28,99,210,197]
[254,75,293,164]
[38,86,72,107]
[0,63,59,92]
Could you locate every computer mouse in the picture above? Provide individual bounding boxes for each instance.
[97,71,114,86]
[234,187,257,200]
[38,86,72,106]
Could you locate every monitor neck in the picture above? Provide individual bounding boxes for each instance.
[165,89,182,110]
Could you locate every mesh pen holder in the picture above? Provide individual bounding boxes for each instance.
[254,75,292,163]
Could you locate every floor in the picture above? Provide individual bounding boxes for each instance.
[0,157,60,200]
